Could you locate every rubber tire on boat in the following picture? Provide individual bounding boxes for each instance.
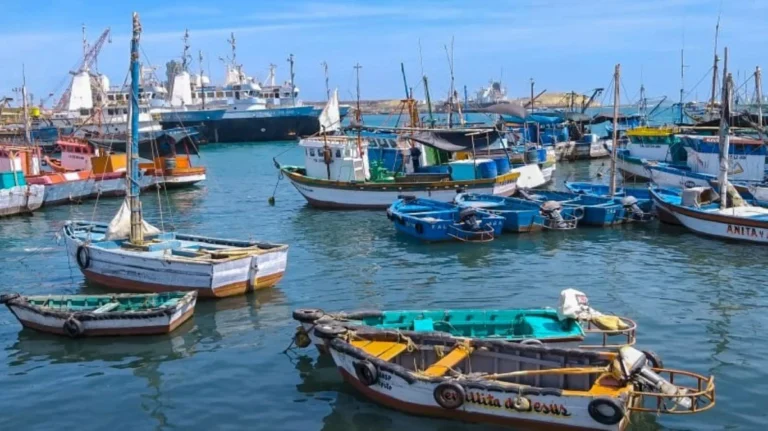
[573,207,585,220]
[313,324,347,340]
[75,245,91,270]
[433,382,465,410]
[414,223,424,234]
[63,316,84,338]
[643,350,664,369]
[587,398,625,426]
[520,339,543,346]
[354,360,379,386]
[292,308,325,323]
[0,292,20,304]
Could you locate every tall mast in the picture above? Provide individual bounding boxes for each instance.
[353,62,363,153]
[717,48,730,210]
[609,64,620,197]
[423,75,434,127]
[199,50,206,109]
[321,61,330,100]
[287,54,295,106]
[756,66,763,142]
[709,15,721,113]
[129,12,143,244]
[400,63,409,99]
[639,84,647,123]
[21,65,31,144]
[679,48,685,124]
[181,28,190,71]
[81,24,88,72]
[445,38,455,128]
[530,78,535,113]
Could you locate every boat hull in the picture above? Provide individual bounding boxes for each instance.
[647,166,710,189]
[617,158,651,182]
[283,171,519,209]
[6,297,195,336]
[0,185,43,216]
[327,345,626,431]
[64,226,288,298]
[663,205,768,243]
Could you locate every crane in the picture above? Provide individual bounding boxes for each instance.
[580,87,604,114]
[54,26,111,111]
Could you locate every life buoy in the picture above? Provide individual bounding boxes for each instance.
[63,316,84,338]
[292,308,325,323]
[588,398,625,425]
[76,246,91,269]
[643,350,664,369]
[313,324,347,340]
[0,292,20,304]
[354,360,379,386]
[414,223,424,234]
[433,382,465,410]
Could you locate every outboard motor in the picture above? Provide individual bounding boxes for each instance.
[621,196,645,220]
[612,346,692,410]
[540,200,567,228]
[458,208,482,231]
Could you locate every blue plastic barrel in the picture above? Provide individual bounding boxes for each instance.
[475,159,498,179]
[525,149,539,164]
[537,149,547,163]
[491,156,511,174]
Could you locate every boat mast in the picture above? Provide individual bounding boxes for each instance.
[756,66,763,142]
[530,78,535,113]
[718,48,730,210]
[287,54,295,107]
[21,65,31,144]
[679,48,685,124]
[199,50,205,109]
[709,16,721,115]
[354,62,362,153]
[609,64,620,197]
[129,12,143,244]
[321,61,330,101]
[423,75,435,127]
[445,38,455,128]
[182,28,190,71]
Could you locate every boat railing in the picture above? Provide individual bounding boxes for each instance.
[537,214,579,230]
[579,316,637,349]
[629,369,716,414]
[447,224,496,243]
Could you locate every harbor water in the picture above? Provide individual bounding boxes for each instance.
[1,139,766,430]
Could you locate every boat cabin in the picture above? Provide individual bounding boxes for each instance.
[682,135,765,181]
[0,145,42,178]
[56,138,102,171]
[300,136,370,181]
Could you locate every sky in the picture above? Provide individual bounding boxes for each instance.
[0,0,765,107]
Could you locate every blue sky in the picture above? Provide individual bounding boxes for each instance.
[0,0,765,106]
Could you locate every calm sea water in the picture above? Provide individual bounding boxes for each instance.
[1,123,766,430]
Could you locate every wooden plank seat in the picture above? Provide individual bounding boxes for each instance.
[93,302,120,314]
[423,346,473,377]
[351,340,408,362]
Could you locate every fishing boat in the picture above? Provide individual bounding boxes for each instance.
[616,127,685,182]
[518,189,653,226]
[313,325,714,431]
[0,291,196,337]
[454,193,580,231]
[564,182,651,200]
[293,289,637,351]
[0,146,44,216]
[387,197,503,242]
[62,13,289,298]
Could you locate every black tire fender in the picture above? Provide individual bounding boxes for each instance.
[0,292,20,305]
[63,316,84,338]
[292,308,325,323]
[643,350,664,369]
[433,382,465,410]
[75,245,91,269]
[354,360,379,386]
[313,324,347,340]
[588,398,625,425]
[414,223,424,234]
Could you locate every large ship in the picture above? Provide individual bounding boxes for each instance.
[158,33,323,143]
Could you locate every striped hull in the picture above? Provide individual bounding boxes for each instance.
[64,235,288,298]
[7,301,196,336]
[0,185,44,216]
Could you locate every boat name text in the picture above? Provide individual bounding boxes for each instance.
[464,392,571,417]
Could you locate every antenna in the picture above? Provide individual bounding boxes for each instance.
[287,54,295,106]
[321,61,330,100]
[182,29,190,71]
[353,62,362,123]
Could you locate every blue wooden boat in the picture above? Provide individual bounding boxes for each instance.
[454,193,580,232]
[387,197,504,242]
[564,181,651,200]
[518,189,654,226]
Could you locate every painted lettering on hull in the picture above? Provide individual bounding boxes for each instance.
[726,224,767,239]
[465,391,572,417]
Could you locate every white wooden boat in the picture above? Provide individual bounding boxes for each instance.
[314,325,714,431]
[0,146,44,216]
[0,291,197,337]
[62,13,288,298]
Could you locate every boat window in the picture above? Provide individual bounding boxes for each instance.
[207,92,214,98]
[225,91,233,97]
[310,148,316,156]
[80,109,90,116]
[344,148,351,157]
[107,95,115,101]
[191,93,197,99]
[216,91,224,98]
[335,149,341,158]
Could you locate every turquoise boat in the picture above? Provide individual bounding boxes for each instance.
[292,304,637,350]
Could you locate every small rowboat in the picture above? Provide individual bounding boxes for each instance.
[313,326,715,431]
[292,290,637,351]
[518,189,654,226]
[564,182,651,200]
[0,291,197,337]
[387,196,504,242]
[454,193,580,232]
